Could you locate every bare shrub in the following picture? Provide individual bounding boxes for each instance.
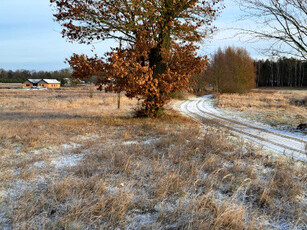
[201,47,256,94]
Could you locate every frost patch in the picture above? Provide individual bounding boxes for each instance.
[141,138,160,145]
[31,147,53,155]
[126,211,159,229]
[33,161,46,168]
[13,146,22,153]
[154,202,175,213]
[105,184,128,195]
[0,210,11,230]
[61,142,81,150]
[263,220,301,230]
[122,141,138,145]
[51,155,83,168]
[122,138,160,146]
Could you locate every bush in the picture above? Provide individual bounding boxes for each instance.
[202,47,256,94]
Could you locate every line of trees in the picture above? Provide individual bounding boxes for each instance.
[193,51,307,95]
[0,69,72,83]
[255,58,307,87]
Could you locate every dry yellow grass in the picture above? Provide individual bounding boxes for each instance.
[0,83,22,89]
[0,88,306,229]
[216,88,307,129]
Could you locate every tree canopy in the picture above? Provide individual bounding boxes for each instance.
[51,0,223,116]
[238,0,307,60]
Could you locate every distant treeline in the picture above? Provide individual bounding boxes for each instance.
[255,58,307,87]
[1,58,307,88]
[0,69,72,83]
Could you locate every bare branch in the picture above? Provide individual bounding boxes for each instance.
[236,0,307,60]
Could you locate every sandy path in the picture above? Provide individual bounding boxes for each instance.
[178,95,307,162]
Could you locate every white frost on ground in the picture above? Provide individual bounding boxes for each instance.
[206,95,307,139]
[126,212,159,229]
[31,147,54,155]
[0,178,48,229]
[75,134,100,142]
[61,142,81,150]
[142,138,160,145]
[263,220,306,230]
[122,141,139,145]
[154,202,175,213]
[13,146,22,153]
[178,96,307,162]
[122,138,160,146]
[0,136,96,228]
[33,161,45,168]
[0,211,11,230]
[51,155,83,168]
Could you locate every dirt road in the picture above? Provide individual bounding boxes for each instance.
[179,95,307,162]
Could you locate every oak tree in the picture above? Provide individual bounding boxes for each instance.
[51,0,223,116]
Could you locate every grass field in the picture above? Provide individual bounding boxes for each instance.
[216,88,307,131]
[0,83,22,89]
[0,88,306,229]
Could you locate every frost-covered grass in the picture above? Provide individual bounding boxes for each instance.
[0,88,306,229]
[216,88,306,131]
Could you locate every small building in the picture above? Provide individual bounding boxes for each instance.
[38,79,61,89]
[23,79,61,89]
[23,79,41,88]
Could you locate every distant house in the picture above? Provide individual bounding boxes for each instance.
[23,79,41,88]
[38,79,61,89]
[23,79,61,89]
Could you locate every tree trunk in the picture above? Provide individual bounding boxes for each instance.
[146,26,171,116]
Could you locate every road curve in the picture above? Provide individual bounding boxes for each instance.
[178,95,307,162]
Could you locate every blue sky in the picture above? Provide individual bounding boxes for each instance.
[0,0,269,71]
